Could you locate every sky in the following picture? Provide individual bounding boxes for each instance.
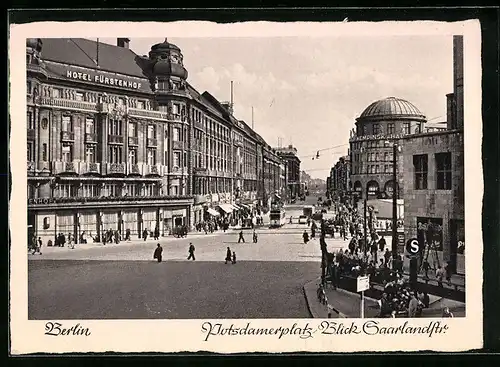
[99,36,453,179]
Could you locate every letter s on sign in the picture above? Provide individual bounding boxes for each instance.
[410,239,419,254]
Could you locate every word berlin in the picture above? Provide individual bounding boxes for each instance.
[66,70,143,89]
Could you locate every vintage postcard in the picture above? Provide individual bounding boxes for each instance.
[9,19,482,354]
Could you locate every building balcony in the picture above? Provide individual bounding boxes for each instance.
[52,161,79,175]
[108,135,124,144]
[128,136,139,146]
[145,164,165,176]
[171,166,188,175]
[79,162,101,175]
[37,97,98,112]
[27,161,35,174]
[61,131,75,142]
[105,162,126,175]
[27,129,36,140]
[85,133,98,143]
[147,138,158,147]
[27,63,49,78]
[193,167,207,174]
[172,140,184,150]
[128,108,169,121]
[194,121,205,130]
[127,163,143,176]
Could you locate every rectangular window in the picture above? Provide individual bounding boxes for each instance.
[102,184,119,197]
[144,184,157,196]
[108,146,123,164]
[27,111,34,129]
[27,80,32,94]
[436,153,452,190]
[52,88,61,98]
[173,152,180,168]
[137,101,144,109]
[85,118,94,134]
[147,124,156,139]
[373,124,380,135]
[42,143,48,161]
[183,152,188,168]
[85,145,96,163]
[387,123,395,135]
[62,116,73,132]
[384,152,389,162]
[403,123,411,134]
[62,143,73,162]
[128,122,137,137]
[75,92,84,101]
[109,119,122,135]
[375,165,379,173]
[413,154,428,190]
[81,184,97,198]
[27,141,34,161]
[147,148,156,165]
[173,127,180,141]
[126,184,137,197]
[128,148,137,165]
[56,184,73,198]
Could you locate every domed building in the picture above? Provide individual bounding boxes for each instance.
[349,96,427,200]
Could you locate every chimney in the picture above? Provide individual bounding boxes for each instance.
[453,35,464,130]
[117,38,130,49]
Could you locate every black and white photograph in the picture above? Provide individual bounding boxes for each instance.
[10,19,483,354]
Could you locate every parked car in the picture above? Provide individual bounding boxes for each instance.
[298,215,308,224]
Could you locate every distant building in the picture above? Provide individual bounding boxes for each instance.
[330,155,350,202]
[349,96,427,201]
[275,145,301,200]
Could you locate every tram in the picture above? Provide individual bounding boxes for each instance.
[269,208,287,228]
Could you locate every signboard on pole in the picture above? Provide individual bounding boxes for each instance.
[405,237,422,256]
[356,275,370,292]
[397,232,406,253]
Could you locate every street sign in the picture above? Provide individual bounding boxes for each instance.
[357,275,370,292]
[406,237,422,256]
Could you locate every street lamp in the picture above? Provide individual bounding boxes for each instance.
[384,140,402,270]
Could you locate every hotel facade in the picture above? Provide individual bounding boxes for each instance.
[26,37,287,244]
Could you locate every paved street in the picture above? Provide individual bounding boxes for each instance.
[29,260,319,319]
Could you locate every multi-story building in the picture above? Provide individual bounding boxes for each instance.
[26,37,285,244]
[275,145,301,200]
[349,96,427,201]
[402,35,464,274]
[330,155,351,202]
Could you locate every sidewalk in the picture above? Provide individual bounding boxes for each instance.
[29,231,227,255]
[304,277,466,319]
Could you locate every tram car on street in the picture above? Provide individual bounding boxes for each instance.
[269,209,286,228]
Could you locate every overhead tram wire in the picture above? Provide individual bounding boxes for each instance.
[298,143,350,159]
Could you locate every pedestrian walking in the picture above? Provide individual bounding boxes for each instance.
[238,230,245,243]
[232,251,237,264]
[253,230,258,243]
[187,243,196,260]
[444,261,452,286]
[408,292,419,318]
[225,247,232,264]
[378,235,386,252]
[302,230,309,244]
[68,233,75,249]
[436,265,445,287]
[32,237,43,255]
[154,226,160,241]
[153,243,163,263]
[143,228,148,241]
[125,228,131,241]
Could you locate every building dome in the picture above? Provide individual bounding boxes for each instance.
[148,38,188,80]
[358,97,426,121]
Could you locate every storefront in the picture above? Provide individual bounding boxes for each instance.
[101,210,120,236]
[122,209,140,238]
[78,210,98,242]
[142,209,158,235]
[57,211,75,238]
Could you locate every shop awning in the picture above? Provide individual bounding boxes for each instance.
[207,208,220,216]
[218,204,233,214]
